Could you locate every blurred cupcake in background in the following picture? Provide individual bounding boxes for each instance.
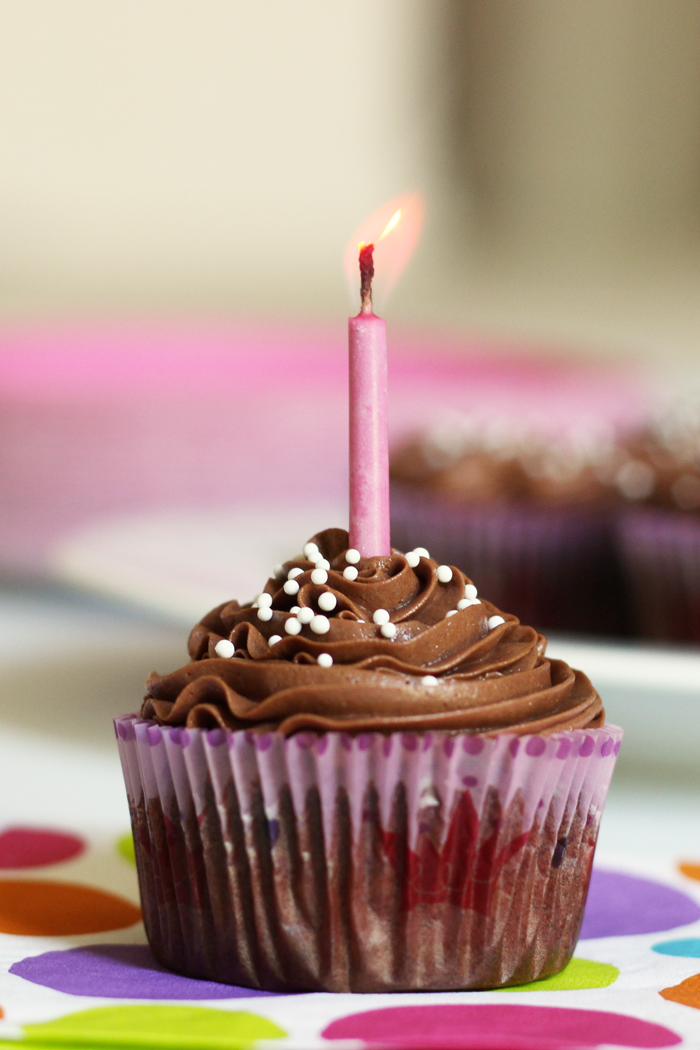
[390,414,633,637]
[614,398,700,643]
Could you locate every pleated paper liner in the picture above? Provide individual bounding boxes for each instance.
[390,485,630,636]
[115,715,621,993]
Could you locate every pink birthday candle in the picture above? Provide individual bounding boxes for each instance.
[348,243,390,557]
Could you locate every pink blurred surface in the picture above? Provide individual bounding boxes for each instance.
[0,320,647,573]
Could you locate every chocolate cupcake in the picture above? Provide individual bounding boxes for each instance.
[390,420,631,636]
[115,528,621,992]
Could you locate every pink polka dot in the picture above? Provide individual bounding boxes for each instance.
[341,734,353,751]
[316,735,329,755]
[443,738,455,758]
[322,1004,681,1048]
[525,737,546,757]
[462,775,478,788]
[401,733,418,752]
[421,733,433,751]
[255,734,273,752]
[509,738,520,757]
[556,738,571,760]
[295,733,315,749]
[601,737,614,757]
[382,736,393,757]
[207,729,225,747]
[147,725,162,746]
[358,734,373,751]
[0,828,85,870]
[579,735,595,757]
[462,737,484,755]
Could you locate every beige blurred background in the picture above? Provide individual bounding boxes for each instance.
[2,0,700,363]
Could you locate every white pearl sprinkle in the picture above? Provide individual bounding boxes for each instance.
[465,584,478,600]
[303,541,320,558]
[345,548,361,564]
[318,591,337,612]
[257,607,273,622]
[446,609,458,617]
[290,605,300,614]
[285,617,302,635]
[257,592,273,608]
[421,675,439,686]
[214,639,235,658]
[343,566,359,581]
[437,565,453,583]
[373,608,390,625]
[457,598,480,610]
[288,567,303,580]
[380,622,397,638]
[283,579,300,595]
[297,607,314,624]
[317,652,333,668]
[307,550,323,564]
[311,568,328,585]
[405,550,420,568]
[488,615,506,630]
[268,635,282,646]
[414,546,430,558]
[310,614,331,635]
[316,558,331,571]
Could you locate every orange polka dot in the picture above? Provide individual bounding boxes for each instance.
[679,863,700,883]
[0,880,140,936]
[660,972,700,1010]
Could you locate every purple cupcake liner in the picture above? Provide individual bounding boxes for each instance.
[390,486,629,635]
[617,507,700,642]
[115,715,621,993]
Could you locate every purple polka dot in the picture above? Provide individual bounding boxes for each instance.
[169,727,184,746]
[422,733,433,751]
[614,739,622,755]
[509,738,520,757]
[581,869,700,939]
[601,738,614,757]
[443,738,455,758]
[462,737,484,755]
[322,1004,681,1048]
[207,729,225,747]
[462,775,478,788]
[525,737,546,757]
[579,735,595,757]
[255,734,273,752]
[316,735,329,755]
[147,725,162,747]
[117,722,127,740]
[358,734,373,751]
[341,734,353,751]
[10,945,285,1000]
[556,738,571,760]
[401,733,418,752]
[383,736,393,757]
[295,732,315,750]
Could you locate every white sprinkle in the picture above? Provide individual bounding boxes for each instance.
[283,579,300,595]
[273,564,284,577]
[307,549,323,564]
[310,614,331,635]
[405,550,420,568]
[257,606,273,622]
[465,584,478,600]
[317,652,333,668]
[214,639,235,658]
[318,591,337,612]
[311,568,328,585]
[343,566,359,581]
[268,635,282,646]
[380,622,397,638]
[421,675,439,686]
[288,567,304,580]
[251,601,258,609]
[488,615,506,630]
[303,541,320,558]
[285,617,302,635]
[373,608,390,625]
[290,605,300,614]
[257,592,273,608]
[345,548,361,564]
[437,565,453,583]
[414,546,430,558]
[297,607,315,624]
[457,598,474,610]
[316,558,331,571]
[446,609,458,617]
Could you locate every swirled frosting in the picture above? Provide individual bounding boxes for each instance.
[142,528,604,735]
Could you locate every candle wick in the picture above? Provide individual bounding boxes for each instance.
[359,243,375,315]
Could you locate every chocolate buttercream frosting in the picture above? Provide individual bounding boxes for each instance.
[142,528,604,735]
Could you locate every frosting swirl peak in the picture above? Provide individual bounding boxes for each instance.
[142,528,603,735]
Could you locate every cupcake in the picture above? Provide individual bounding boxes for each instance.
[390,418,631,636]
[115,527,620,993]
[613,401,700,642]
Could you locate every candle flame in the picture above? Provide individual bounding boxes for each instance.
[345,192,424,312]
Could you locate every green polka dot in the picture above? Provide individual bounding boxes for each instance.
[19,1005,285,1049]
[117,831,135,866]
[499,957,619,992]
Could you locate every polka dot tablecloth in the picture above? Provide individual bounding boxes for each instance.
[2,829,700,1046]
